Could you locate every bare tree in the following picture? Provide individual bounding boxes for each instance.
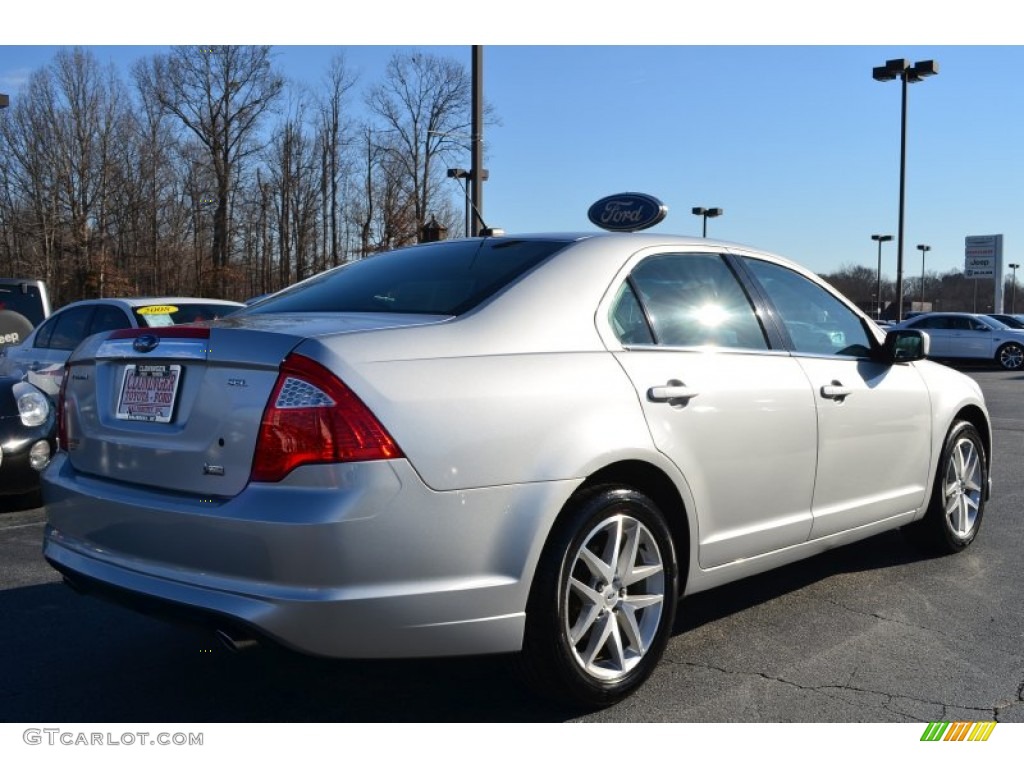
[134,46,284,292]
[0,46,497,305]
[317,55,358,268]
[365,51,471,243]
[0,48,132,303]
[0,70,63,284]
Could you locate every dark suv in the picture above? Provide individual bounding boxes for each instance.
[0,278,51,350]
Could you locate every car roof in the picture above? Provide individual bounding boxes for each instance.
[910,311,985,317]
[443,230,810,273]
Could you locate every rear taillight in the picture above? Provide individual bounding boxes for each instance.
[250,353,403,482]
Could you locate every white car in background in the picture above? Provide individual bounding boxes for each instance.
[893,312,1024,370]
[0,297,243,396]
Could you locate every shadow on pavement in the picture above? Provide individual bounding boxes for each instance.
[1,527,926,724]
[0,581,586,723]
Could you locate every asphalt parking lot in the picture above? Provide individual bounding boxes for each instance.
[1,366,1022,723]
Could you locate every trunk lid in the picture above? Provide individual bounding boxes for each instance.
[61,313,447,497]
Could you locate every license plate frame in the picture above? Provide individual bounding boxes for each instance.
[115,363,182,423]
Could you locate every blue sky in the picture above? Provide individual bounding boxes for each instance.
[1,3,1022,281]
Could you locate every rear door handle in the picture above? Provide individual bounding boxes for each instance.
[820,381,853,401]
[648,381,700,403]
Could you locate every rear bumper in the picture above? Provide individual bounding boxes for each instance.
[41,453,574,658]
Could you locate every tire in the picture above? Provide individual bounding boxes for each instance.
[519,486,678,708]
[904,420,986,555]
[996,342,1024,371]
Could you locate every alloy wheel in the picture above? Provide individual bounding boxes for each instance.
[563,513,666,681]
[943,435,983,539]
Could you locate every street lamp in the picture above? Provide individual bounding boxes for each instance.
[431,129,490,237]
[446,167,489,237]
[446,168,470,237]
[1010,263,1020,313]
[691,207,723,238]
[916,244,930,307]
[872,234,893,319]
[872,58,939,322]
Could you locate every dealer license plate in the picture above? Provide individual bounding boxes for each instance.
[115,364,182,423]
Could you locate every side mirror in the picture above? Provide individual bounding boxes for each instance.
[880,329,929,364]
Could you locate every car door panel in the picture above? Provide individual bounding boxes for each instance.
[740,256,934,538]
[795,357,932,538]
[605,251,818,570]
[614,349,817,568]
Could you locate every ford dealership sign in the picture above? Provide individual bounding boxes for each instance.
[588,193,668,232]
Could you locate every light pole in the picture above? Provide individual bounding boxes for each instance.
[1010,263,1020,313]
[691,207,723,238]
[872,58,939,322]
[471,45,484,236]
[916,244,930,307]
[872,234,893,319]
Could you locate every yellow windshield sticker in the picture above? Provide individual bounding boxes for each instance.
[137,305,178,315]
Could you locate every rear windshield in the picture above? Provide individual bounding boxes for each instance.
[0,282,47,326]
[245,238,572,316]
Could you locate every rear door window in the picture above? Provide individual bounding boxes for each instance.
[44,306,96,351]
[612,253,769,350]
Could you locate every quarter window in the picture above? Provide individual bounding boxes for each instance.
[89,305,133,336]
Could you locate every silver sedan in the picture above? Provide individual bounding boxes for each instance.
[41,231,992,707]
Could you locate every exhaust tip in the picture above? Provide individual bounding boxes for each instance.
[214,628,259,653]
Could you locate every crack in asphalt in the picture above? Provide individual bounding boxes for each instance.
[811,595,1024,663]
[814,596,934,633]
[997,678,1024,719]
[666,658,1018,721]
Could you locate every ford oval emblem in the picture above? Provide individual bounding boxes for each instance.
[133,334,160,353]
[588,193,668,232]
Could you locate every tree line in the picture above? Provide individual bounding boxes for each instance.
[820,263,1021,317]
[0,46,476,307]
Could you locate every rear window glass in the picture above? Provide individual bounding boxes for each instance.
[0,282,48,326]
[244,238,572,316]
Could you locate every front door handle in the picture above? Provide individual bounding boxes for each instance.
[820,381,853,401]
[648,380,700,403]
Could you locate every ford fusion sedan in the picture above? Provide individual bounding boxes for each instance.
[0,297,244,396]
[893,312,1024,370]
[41,217,992,707]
